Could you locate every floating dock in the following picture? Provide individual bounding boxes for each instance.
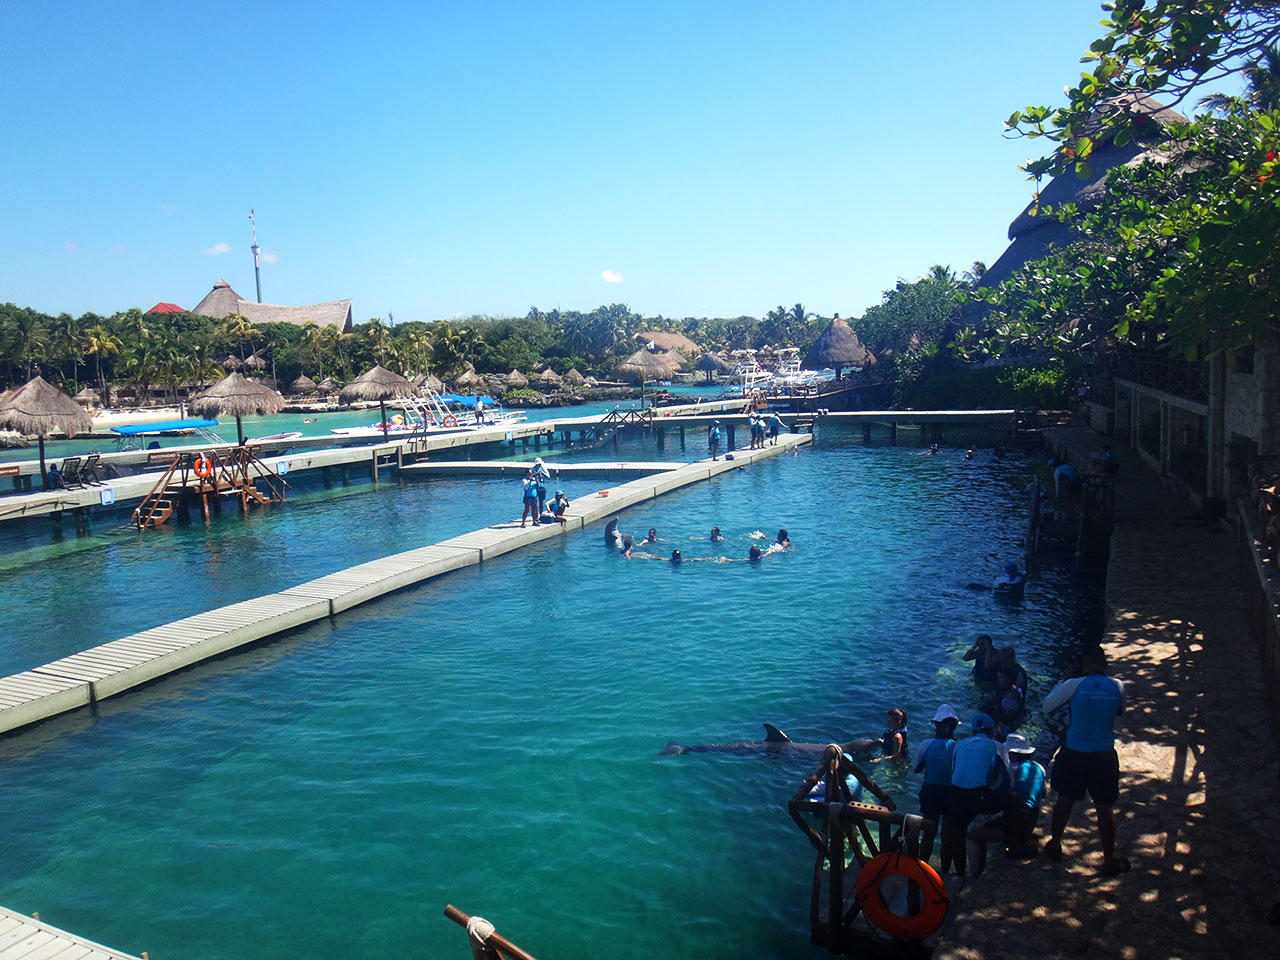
[0,905,143,960]
[0,433,811,738]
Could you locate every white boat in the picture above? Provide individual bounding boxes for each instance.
[771,359,825,390]
[330,390,526,440]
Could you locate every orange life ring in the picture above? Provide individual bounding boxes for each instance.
[854,852,949,940]
[193,456,213,478]
[442,414,458,428]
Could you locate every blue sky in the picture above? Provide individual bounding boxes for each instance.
[0,1,1228,325]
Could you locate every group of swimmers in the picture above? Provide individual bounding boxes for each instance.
[605,520,791,563]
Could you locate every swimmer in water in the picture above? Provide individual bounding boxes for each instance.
[641,528,659,545]
[669,549,682,564]
[710,526,724,541]
[621,537,633,558]
[748,545,763,561]
[776,528,790,547]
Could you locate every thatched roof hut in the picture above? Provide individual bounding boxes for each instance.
[636,330,700,356]
[289,375,319,396]
[563,367,585,387]
[0,376,95,487]
[615,349,678,384]
[802,317,876,377]
[193,278,353,332]
[452,368,484,390]
[584,376,599,388]
[424,373,444,393]
[506,369,529,389]
[243,354,268,371]
[695,351,730,382]
[536,367,563,388]
[662,349,691,372]
[219,354,244,372]
[338,365,412,440]
[73,387,101,407]
[189,372,285,443]
[317,376,337,394]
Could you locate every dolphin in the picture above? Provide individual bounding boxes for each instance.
[659,723,880,758]
[605,517,623,548]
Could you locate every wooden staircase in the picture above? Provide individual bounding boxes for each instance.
[132,446,288,529]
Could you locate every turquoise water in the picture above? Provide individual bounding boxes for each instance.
[0,428,1095,960]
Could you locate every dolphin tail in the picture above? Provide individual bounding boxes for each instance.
[762,723,792,743]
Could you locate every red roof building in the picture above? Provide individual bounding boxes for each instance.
[145,302,185,315]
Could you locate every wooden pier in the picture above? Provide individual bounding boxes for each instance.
[0,905,143,960]
[0,432,811,738]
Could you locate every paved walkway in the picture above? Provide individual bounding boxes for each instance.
[936,439,1280,960]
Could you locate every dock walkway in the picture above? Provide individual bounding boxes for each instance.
[0,433,811,737]
[934,437,1280,960]
[0,905,142,960]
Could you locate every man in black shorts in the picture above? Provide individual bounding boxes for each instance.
[1041,645,1128,874]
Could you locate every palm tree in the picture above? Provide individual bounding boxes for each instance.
[1198,44,1280,114]
[364,318,391,364]
[49,313,82,380]
[217,312,261,362]
[82,324,121,405]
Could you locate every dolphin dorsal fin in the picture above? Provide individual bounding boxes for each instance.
[763,723,792,743]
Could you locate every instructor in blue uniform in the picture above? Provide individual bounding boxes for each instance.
[1041,644,1128,874]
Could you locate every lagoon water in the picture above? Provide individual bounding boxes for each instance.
[0,425,1097,960]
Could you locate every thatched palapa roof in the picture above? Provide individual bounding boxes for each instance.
[615,349,679,383]
[339,365,411,403]
[189,373,285,419]
[802,317,876,372]
[73,387,101,404]
[243,354,267,371]
[506,369,529,389]
[317,377,337,393]
[192,279,354,333]
[562,367,585,386]
[695,351,730,373]
[452,368,483,390]
[536,367,563,387]
[424,373,444,393]
[0,377,94,437]
[290,375,319,395]
[636,331,700,356]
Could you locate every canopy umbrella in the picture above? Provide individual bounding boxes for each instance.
[242,354,268,371]
[695,351,729,383]
[506,369,529,389]
[615,349,679,408]
[452,368,484,391]
[338,365,412,440]
[0,376,94,489]
[536,367,563,388]
[563,367,585,387]
[802,317,877,378]
[289,375,319,396]
[189,372,285,444]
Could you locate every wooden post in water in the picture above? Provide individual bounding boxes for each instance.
[863,423,871,444]
[890,422,898,445]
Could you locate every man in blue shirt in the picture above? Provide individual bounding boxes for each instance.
[709,421,721,461]
[1041,645,1128,874]
[940,713,1010,876]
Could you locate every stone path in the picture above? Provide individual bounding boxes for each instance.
[935,440,1280,960]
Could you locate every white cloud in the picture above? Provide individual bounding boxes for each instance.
[159,203,177,216]
[108,244,127,255]
[64,241,83,256]
[602,269,623,283]
[205,241,231,256]
[261,251,279,264]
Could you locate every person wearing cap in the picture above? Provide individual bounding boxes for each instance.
[912,704,960,860]
[531,457,550,515]
[709,421,722,460]
[767,411,783,445]
[550,488,570,525]
[519,469,538,528]
[1041,644,1128,875]
[940,713,1011,876]
[993,562,1024,589]
[669,549,682,565]
[965,733,1047,876]
[1049,458,1082,499]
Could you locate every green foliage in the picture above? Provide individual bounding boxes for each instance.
[501,388,540,401]
[908,361,1077,409]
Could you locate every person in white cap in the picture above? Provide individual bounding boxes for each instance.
[911,703,960,861]
[532,457,550,515]
[964,733,1047,876]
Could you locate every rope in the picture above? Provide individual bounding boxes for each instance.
[466,916,499,960]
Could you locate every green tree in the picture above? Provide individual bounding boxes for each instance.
[82,324,122,403]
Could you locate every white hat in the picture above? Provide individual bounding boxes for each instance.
[534,457,543,465]
[932,703,958,722]
[1004,733,1036,755]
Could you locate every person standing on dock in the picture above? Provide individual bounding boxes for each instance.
[532,457,550,515]
[940,713,1011,877]
[474,396,486,425]
[520,470,538,527]
[709,421,721,460]
[1041,644,1128,875]
[768,412,782,446]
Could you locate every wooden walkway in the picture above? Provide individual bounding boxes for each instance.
[399,459,686,478]
[0,906,142,960]
[0,433,811,738]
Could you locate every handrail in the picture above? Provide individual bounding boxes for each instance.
[443,905,539,960]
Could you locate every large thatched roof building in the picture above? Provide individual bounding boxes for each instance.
[192,279,353,333]
[635,330,700,356]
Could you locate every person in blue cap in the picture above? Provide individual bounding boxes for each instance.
[550,489,570,525]
[940,712,1011,876]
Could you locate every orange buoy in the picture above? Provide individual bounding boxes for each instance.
[854,852,949,940]
[193,456,213,478]
[442,414,458,428]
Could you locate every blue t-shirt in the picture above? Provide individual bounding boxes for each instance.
[522,478,537,500]
[710,427,721,442]
[949,734,1009,790]
[912,737,956,785]
[1042,673,1125,752]
[1011,760,1047,812]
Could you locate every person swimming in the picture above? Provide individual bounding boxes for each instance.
[669,549,682,564]
[748,545,763,561]
[641,528,659,544]
[776,528,790,547]
[709,526,724,541]
[621,537,633,558]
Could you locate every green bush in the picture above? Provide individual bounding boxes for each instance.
[502,388,540,401]
[907,361,1077,409]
